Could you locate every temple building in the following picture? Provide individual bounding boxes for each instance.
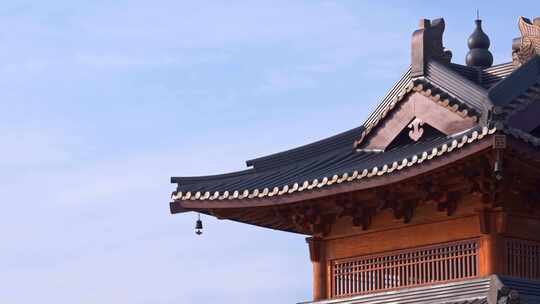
[170,16,540,304]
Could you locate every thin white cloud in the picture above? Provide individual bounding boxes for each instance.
[0,126,72,168]
[0,1,494,303]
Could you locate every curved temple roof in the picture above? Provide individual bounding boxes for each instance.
[173,126,495,202]
[171,54,540,210]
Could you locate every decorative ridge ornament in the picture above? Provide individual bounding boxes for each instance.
[512,16,540,67]
[408,117,424,141]
[466,18,493,68]
[411,18,453,77]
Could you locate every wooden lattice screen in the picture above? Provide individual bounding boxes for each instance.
[505,238,540,280]
[331,239,479,297]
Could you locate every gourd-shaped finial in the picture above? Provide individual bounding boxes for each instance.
[466,14,493,68]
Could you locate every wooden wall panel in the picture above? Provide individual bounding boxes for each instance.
[329,193,484,239]
[324,215,481,261]
[504,214,540,241]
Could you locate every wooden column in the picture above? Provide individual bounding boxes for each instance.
[479,234,502,275]
[478,209,504,276]
[307,237,327,301]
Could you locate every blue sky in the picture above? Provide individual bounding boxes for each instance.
[1,1,537,303]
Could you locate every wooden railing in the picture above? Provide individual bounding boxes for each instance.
[505,238,540,280]
[331,239,479,297]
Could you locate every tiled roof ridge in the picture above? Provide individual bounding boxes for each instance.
[446,62,514,89]
[484,62,514,72]
[172,126,496,202]
[482,62,514,88]
[425,60,489,112]
[448,62,482,84]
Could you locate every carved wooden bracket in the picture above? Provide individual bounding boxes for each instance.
[314,214,335,236]
[291,206,335,236]
[352,207,374,230]
[338,202,374,231]
[392,200,416,223]
[436,191,459,216]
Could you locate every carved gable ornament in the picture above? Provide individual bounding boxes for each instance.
[360,93,477,150]
[512,16,540,67]
[407,118,424,142]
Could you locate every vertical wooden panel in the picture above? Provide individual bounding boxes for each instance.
[505,238,540,280]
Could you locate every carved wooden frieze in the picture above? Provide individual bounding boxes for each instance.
[512,17,540,67]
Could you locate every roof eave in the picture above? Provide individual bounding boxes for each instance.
[171,136,494,211]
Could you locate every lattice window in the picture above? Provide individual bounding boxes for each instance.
[331,239,479,297]
[505,238,540,280]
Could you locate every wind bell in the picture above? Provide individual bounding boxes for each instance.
[195,213,203,235]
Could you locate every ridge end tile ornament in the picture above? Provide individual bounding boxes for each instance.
[411,18,453,77]
[512,16,540,67]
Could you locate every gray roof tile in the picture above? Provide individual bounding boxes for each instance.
[489,56,540,107]
[300,276,540,304]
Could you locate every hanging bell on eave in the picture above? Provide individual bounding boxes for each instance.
[195,213,203,235]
